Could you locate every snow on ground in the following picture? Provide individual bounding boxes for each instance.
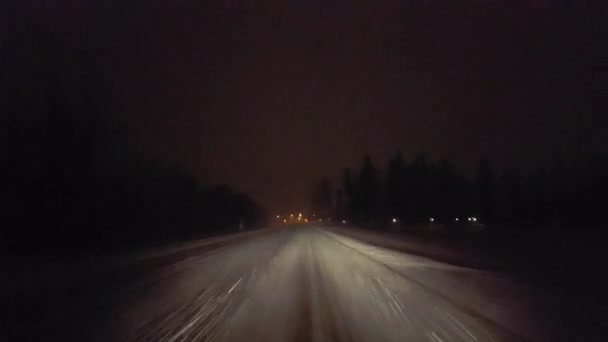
[4,226,598,341]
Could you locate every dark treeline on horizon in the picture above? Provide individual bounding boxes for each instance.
[0,88,264,257]
[312,151,608,228]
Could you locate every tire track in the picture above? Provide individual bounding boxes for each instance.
[318,228,528,342]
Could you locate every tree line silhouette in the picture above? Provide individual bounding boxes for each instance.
[313,152,608,228]
[0,90,264,256]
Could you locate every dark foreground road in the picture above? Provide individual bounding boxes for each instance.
[2,226,598,341]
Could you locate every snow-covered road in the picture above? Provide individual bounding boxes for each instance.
[3,226,580,341]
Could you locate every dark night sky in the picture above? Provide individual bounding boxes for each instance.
[2,1,607,212]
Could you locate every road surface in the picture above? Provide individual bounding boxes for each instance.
[1,226,588,341]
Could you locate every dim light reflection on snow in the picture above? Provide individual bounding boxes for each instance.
[121,228,526,341]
